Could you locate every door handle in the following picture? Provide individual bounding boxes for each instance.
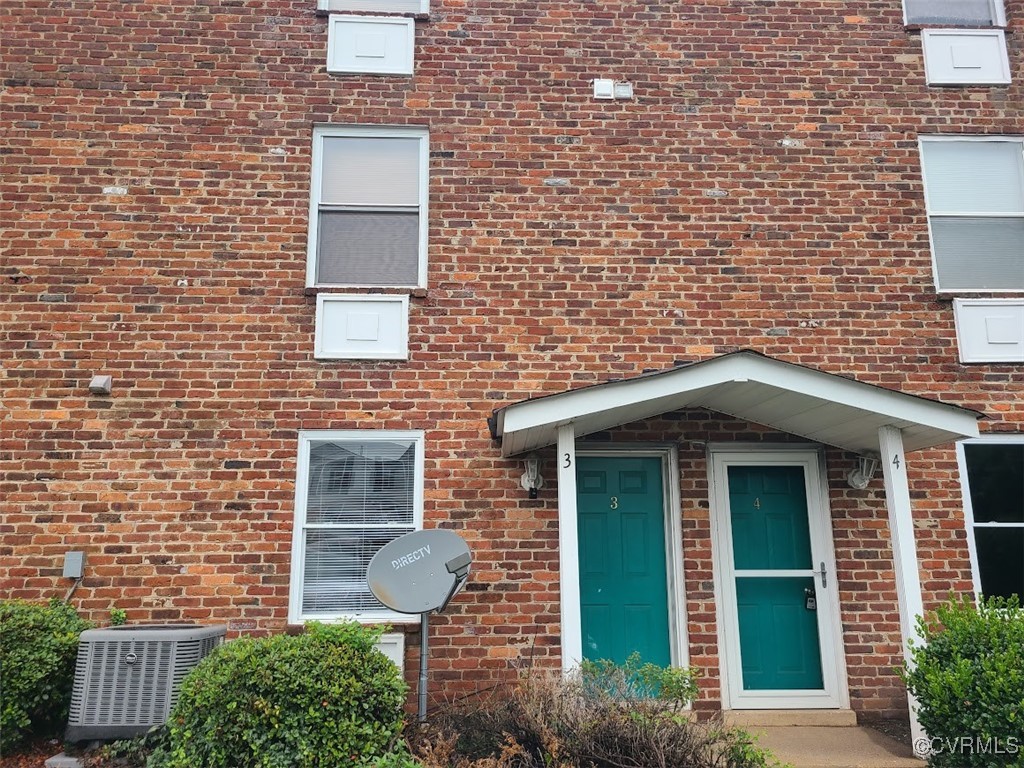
[818,561,827,589]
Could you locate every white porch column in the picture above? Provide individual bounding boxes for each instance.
[878,424,926,744]
[556,423,582,672]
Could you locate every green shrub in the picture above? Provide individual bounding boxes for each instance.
[0,598,92,752]
[162,622,407,768]
[902,596,1024,768]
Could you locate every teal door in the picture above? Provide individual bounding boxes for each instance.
[728,465,824,691]
[577,456,671,666]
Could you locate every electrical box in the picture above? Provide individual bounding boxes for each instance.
[63,551,85,579]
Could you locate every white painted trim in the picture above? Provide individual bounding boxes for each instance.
[576,444,690,670]
[955,434,1024,600]
[557,425,583,672]
[918,135,1024,294]
[708,448,848,710]
[287,429,425,625]
[877,426,925,744]
[306,124,429,289]
[496,352,981,456]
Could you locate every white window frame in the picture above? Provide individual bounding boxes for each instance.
[955,435,1024,599]
[288,429,425,625]
[918,135,1024,294]
[317,0,429,15]
[903,0,1006,27]
[306,125,429,289]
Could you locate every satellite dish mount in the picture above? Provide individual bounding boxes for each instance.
[367,530,473,723]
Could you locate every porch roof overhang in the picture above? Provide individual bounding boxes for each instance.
[492,351,983,457]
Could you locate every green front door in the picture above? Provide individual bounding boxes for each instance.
[728,465,824,691]
[577,456,671,666]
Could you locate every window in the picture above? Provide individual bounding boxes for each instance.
[317,0,428,15]
[904,0,1005,26]
[307,126,428,288]
[919,137,1024,292]
[957,438,1024,600]
[288,430,424,623]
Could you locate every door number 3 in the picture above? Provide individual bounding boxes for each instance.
[563,453,572,468]
[610,496,618,509]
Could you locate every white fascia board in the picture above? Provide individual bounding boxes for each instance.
[499,353,981,447]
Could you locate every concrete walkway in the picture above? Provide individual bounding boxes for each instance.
[753,726,923,768]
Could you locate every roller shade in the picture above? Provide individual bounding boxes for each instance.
[921,141,1024,214]
[320,136,421,206]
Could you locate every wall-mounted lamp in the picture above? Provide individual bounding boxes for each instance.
[520,453,544,499]
[846,455,879,490]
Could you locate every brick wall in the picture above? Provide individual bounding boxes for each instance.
[2,0,1021,717]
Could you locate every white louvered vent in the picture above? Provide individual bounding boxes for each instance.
[66,624,226,741]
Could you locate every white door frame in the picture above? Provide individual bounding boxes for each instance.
[708,444,849,710]
[559,442,690,671]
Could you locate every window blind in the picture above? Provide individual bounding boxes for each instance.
[301,439,416,616]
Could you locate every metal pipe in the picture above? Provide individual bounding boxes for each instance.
[418,612,429,722]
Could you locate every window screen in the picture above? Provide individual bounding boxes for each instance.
[311,132,426,287]
[963,442,1024,600]
[920,140,1024,291]
[905,0,999,25]
[298,437,419,618]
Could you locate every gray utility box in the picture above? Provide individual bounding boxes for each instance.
[66,623,227,741]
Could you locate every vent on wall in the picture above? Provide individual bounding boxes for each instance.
[66,624,227,741]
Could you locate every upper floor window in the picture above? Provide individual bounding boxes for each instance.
[317,0,429,14]
[919,137,1024,292]
[957,438,1024,600]
[904,0,1005,26]
[307,126,428,288]
[288,430,425,624]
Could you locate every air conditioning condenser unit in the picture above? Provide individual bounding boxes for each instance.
[66,623,227,741]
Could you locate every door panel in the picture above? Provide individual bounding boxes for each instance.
[577,456,670,666]
[736,576,824,690]
[728,465,825,692]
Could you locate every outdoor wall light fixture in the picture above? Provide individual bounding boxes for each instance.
[520,453,544,499]
[846,455,880,490]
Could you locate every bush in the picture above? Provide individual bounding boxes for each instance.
[0,598,92,752]
[412,656,780,768]
[161,622,407,768]
[902,596,1024,768]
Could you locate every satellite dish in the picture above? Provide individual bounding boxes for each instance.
[368,529,472,615]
